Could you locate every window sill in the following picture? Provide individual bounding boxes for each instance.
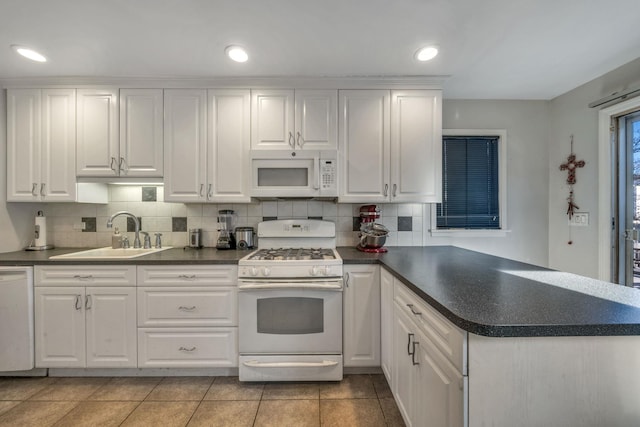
[429,229,511,238]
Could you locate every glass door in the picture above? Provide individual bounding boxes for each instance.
[615,110,640,287]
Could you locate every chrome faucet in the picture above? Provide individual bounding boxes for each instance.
[107,211,142,248]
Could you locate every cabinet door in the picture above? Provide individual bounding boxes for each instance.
[85,287,137,368]
[7,89,41,201]
[163,89,207,202]
[338,90,390,202]
[343,265,380,367]
[34,287,85,368]
[414,328,464,427]
[294,90,337,150]
[392,303,415,427]
[251,89,295,149]
[380,268,394,382]
[208,89,251,202]
[41,89,77,201]
[119,89,163,177]
[76,89,119,176]
[391,90,442,203]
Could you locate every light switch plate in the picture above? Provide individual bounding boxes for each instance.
[569,212,589,226]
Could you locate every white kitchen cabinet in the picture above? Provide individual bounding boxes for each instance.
[76,88,119,176]
[164,89,251,202]
[34,265,137,368]
[338,89,442,203]
[7,89,78,202]
[251,89,337,150]
[77,88,163,177]
[392,279,467,427]
[35,287,136,368]
[380,267,394,382]
[343,265,380,367]
[136,265,238,368]
[118,89,164,177]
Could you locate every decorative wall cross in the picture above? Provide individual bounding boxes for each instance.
[559,135,585,244]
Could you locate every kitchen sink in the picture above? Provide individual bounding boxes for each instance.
[49,246,172,260]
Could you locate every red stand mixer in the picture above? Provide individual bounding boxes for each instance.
[357,205,389,253]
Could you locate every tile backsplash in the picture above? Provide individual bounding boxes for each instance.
[41,186,426,248]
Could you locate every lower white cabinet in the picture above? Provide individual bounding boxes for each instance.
[136,265,238,368]
[380,267,394,381]
[343,265,380,367]
[35,286,137,368]
[391,279,467,427]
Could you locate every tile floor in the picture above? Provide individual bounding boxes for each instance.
[0,374,406,426]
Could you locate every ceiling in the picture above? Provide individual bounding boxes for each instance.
[2,0,640,99]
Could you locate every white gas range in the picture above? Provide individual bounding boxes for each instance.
[237,219,343,382]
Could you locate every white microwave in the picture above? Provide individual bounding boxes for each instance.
[249,150,338,198]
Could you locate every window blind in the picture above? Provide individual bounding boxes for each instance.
[436,136,500,229]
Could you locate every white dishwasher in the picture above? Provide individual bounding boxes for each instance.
[0,266,34,371]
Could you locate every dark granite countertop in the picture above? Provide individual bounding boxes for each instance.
[2,245,640,337]
[338,246,640,337]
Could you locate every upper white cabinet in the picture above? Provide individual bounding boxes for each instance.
[119,89,164,177]
[164,89,251,203]
[76,89,119,176]
[339,89,442,203]
[77,89,163,177]
[251,89,337,150]
[7,89,77,202]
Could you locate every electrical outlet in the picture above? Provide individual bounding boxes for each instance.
[569,212,589,226]
[72,222,86,230]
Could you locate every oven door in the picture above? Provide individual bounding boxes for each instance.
[238,282,342,354]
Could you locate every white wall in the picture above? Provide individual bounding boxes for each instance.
[549,57,640,279]
[0,89,44,253]
[429,100,550,267]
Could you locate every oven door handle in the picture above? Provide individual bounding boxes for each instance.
[238,281,343,290]
[243,360,339,368]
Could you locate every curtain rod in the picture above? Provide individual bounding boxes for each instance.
[588,86,640,108]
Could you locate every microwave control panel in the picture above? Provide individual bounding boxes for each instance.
[320,159,337,192]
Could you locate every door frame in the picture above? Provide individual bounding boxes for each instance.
[598,97,640,281]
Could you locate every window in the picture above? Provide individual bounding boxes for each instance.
[431,129,508,236]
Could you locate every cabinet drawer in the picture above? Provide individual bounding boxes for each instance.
[35,265,136,286]
[137,265,237,286]
[394,282,466,374]
[138,327,238,368]
[137,287,237,327]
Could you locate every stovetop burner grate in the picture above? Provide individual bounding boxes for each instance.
[247,248,337,261]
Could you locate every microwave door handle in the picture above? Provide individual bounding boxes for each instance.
[314,157,320,190]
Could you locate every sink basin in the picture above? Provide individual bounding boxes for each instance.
[49,246,172,260]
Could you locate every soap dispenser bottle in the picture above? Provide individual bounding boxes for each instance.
[111,227,122,249]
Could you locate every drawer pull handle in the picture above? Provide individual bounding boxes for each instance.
[411,341,419,365]
[178,274,197,280]
[407,333,414,356]
[73,275,94,281]
[178,306,196,312]
[75,295,82,310]
[407,303,422,316]
[85,295,92,310]
[179,346,196,352]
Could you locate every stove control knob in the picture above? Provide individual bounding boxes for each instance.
[310,266,319,276]
[249,267,258,277]
[323,266,331,276]
[262,267,271,277]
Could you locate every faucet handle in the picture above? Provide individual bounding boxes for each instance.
[154,233,163,249]
[140,231,151,249]
[121,236,130,249]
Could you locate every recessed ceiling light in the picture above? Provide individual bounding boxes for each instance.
[225,45,248,63]
[414,46,438,62]
[11,44,47,62]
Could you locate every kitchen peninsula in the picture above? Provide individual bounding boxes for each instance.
[1,245,639,426]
